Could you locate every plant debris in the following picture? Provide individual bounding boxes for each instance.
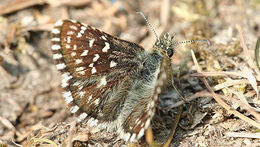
[0,0,260,146]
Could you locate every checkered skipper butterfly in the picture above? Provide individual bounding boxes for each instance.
[51,17,208,142]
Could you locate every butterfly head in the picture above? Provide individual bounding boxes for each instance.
[154,33,176,58]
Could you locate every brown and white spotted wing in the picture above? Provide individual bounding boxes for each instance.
[51,19,171,143]
[51,20,146,124]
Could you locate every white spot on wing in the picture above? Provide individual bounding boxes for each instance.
[73,44,77,50]
[102,42,110,52]
[144,119,151,129]
[89,39,94,47]
[123,133,131,141]
[70,25,78,30]
[78,86,83,90]
[79,91,85,98]
[101,35,107,40]
[91,67,97,74]
[51,44,61,50]
[70,20,77,23]
[137,128,144,139]
[88,118,98,127]
[73,81,81,86]
[67,31,74,35]
[93,54,100,62]
[71,52,76,56]
[56,63,66,70]
[89,63,94,67]
[81,50,89,56]
[51,38,60,42]
[130,133,136,142]
[52,28,60,34]
[87,118,94,126]
[81,26,87,30]
[87,95,93,103]
[53,54,62,59]
[93,99,100,106]
[78,71,85,75]
[77,33,82,38]
[62,91,73,104]
[61,72,72,88]
[67,36,71,43]
[66,44,70,49]
[55,19,63,26]
[77,112,88,122]
[110,60,117,68]
[61,72,70,78]
[75,59,83,64]
[70,105,79,113]
[76,67,85,71]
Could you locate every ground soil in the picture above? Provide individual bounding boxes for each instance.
[0,0,260,146]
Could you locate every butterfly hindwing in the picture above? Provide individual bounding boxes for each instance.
[119,57,170,142]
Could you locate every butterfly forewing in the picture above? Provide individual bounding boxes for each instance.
[52,19,144,116]
[51,19,171,143]
[53,20,129,77]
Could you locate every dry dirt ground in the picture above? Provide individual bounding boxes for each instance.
[0,0,260,146]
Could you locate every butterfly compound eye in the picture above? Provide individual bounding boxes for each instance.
[167,48,174,57]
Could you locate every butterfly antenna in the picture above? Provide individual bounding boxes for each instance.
[177,39,211,46]
[137,12,159,41]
